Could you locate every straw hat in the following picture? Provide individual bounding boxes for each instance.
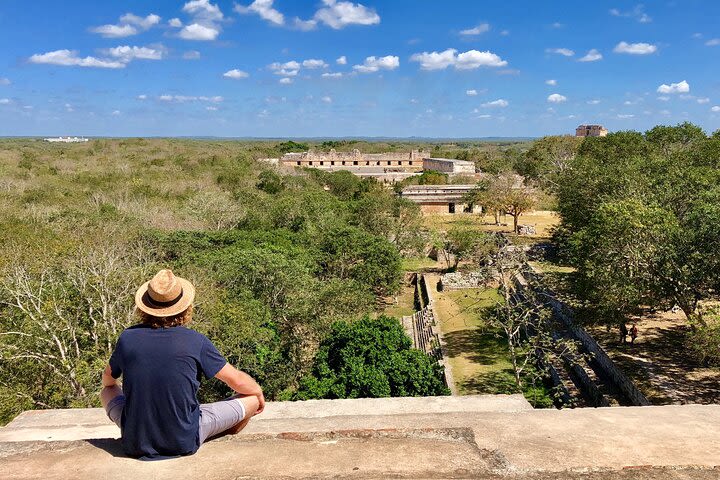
[135,269,195,317]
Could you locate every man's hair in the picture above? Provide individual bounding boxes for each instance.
[137,305,193,328]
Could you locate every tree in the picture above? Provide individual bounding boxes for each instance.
[294,316,449,399]
[316,226,402,298]
[0,248,149,421]
[353,193,425,256]
[445,228,497,269]
[485,244,576,394]
[518,135,583,189]
[491,174,536,234]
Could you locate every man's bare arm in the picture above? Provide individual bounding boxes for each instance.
[102,364,118,387]
[214,363,265,414]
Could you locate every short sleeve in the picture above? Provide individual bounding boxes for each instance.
[109,336,123,379]
[199,336,227,379]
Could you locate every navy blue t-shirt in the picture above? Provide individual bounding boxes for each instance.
[109,324,227,459]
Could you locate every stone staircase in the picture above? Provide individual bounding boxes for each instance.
[2,395,720,479]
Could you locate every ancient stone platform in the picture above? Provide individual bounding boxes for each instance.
[2,395,719,479]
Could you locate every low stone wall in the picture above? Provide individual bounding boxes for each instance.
[439,271,485,290]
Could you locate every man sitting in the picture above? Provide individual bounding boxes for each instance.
[100,269,265,459]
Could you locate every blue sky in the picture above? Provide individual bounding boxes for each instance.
[0,0,719,137]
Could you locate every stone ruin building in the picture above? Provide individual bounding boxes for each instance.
[575,124,608,137]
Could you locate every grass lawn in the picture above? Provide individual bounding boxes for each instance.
[423,210,560,239]
[401,256,441,272]
[425,273,515,395]
[382,282,416,319]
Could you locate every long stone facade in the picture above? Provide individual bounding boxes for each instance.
[278,149,478,183]
[281,149,427,171]
[399,184,482,214]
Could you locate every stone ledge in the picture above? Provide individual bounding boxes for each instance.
[2,397,720,479]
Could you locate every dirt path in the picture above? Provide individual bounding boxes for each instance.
[589,311,720,404]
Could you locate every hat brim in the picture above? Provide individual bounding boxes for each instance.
[134,276,195,318]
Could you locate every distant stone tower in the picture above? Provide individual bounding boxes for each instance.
[576,124,608,137]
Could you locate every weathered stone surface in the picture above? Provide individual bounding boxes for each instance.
[1,397,719,479]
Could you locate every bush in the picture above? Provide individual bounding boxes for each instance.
[295,316,449,399]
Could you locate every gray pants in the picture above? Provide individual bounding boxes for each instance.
[105,394,247,444]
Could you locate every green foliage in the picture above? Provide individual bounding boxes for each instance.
[517,135,582,189]
[295,316,450,399]
[554,123,720,343]
[685,312,720,366]
[316,226,402,297]
[256,170,285,194]
[276,141,309,154]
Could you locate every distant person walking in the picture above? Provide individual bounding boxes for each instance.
[630,324,639,345]
[619,323,628,345]
[100,269,264,460]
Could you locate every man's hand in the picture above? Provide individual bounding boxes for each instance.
[256,391,266,415]
[102,365,118,388]
[215,363,265,415]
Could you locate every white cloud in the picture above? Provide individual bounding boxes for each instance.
[302,59,328,69]
[353,55,399,73]
[579,49,603,62]
[0,77,10,86]
[657,96,670,101]
[466,89,478,96]
[712,106,720,112]
[610,5,651,23]
[183,50,201,60]
[223,69,249,79]
[546,48,574,57]
[481,99,508,108]
[183,0,223,21]
[112,110,121,116]
[336,55,347,65]
[476,114,492,119]
[235,0,284,25]
[121,13,161,29]
[545,79,557,86]
[657,80,690,94]
[179,23,220,40]
[321,96,332,103]
[158,94,223,103]
[587,99,601,105]
[179,0,223,40]
[269,60,301,76]
[410,48,507,70]
[459,23,490,36]
[706,39,720,47]
[617,114,635,119]
[313,0,380,29]
[91,13,160,38]
[410,49,456,70]
[0,98,10,104]
[29,50,126,69]
[137,94,148,100]
[279,77,293,84]
[551,22,563,29]
[293,18,318,31]
[103,45,165,62]
[206,106,218,111]
[91,24,138,38]
[547,93,567,103]
[322,72,343,78]
[614,41,657,55]
[697,97,710,104]
[169,18,183,28]
[456,50,507,69]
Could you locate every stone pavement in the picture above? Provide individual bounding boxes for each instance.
[1,395,719,479]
